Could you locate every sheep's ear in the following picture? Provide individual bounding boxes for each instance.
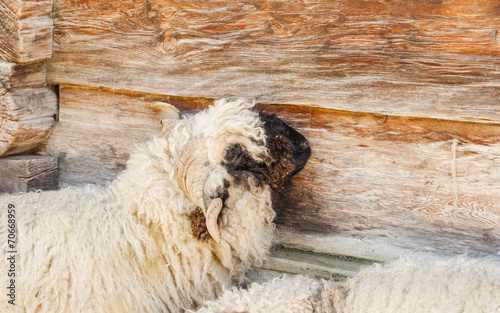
[152,101,186,137]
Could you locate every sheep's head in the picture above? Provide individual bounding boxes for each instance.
[152,99,310,243]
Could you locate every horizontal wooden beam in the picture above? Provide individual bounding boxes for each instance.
[0,61,47,89]
[262,246,374,280]
[1,87,58,120]
[43,86,164,185]
[0,0,54,63]
[0,87,58,156]
[48,0,500,123]
[43,86,500,262]
[0,154,58,193]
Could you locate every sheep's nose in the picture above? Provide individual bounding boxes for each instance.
[288,127,311,176]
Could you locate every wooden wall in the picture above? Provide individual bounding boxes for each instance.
[0,0,57,156]
[47,0,500,122]
[42,0,500,262]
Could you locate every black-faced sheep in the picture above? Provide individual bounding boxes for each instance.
[0,99,311,313]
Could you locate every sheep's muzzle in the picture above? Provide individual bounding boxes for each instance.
[260,112,311,184]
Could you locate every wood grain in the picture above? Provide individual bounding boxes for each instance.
[0,0,55,156]
[268,104,500,261]
[262,246,374,280]
[0,154,58,193]
[48,0,500,123]
[0,154,58,177]
[1,87,58,120]
[0,117,55,156]
[43,86,500,261]
[42,86,164,185]
[0,61,47,89]
[0,87,58,156]
[0,0,54,63]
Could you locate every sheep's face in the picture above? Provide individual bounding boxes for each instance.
[153,99,310,243]
[223,112,310,209]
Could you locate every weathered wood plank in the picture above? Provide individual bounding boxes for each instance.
[0,154,57,178]
[0,154,58,193]
[0,169,58,193]
[271,105,500,261]
[262,246,375,280]
[0,117,56,156]
[48,0,500,123]
[42,86,500,261]
[0,61,47,89]
[0,87,58,156]
[1,0,53,20]
[0,0,55,156]
[1,87,58,121]
[42,86,164,185]
[0,0,54,63]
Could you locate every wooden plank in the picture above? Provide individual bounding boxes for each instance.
[42,85,165,185]
[0,0,54,63]
[262,246,375,280]
[0,169,58,193]
[0,61,47,89]
[0,86,57,156]
[17,0,54,20]
[0,117,56,156]
[1,0,53,20]
[1,87,58,121]
[0,154,58,193]
[48,0,500,123]
[270,104,500,261]
[0,154,58,178]
[43,86,500,261]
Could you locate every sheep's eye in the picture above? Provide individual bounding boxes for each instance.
[223,144,271,189]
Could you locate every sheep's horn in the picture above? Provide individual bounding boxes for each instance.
[177,137,223,243]
[177,137,210,210]
[154,101,223,242]
[205,198,222,244]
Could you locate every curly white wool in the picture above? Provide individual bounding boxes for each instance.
[192,254,500,313]
[336,254,500,313]
[192,275,337,313]
[0,99,276,313]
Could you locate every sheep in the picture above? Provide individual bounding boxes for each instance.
[191,274,338,313]
[0,98,311,313]
[192,254,500,313]
[335,253,500,313]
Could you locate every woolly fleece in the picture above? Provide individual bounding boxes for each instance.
[191,274,337,313]
[336,254,500,313]
[192,254,500,313]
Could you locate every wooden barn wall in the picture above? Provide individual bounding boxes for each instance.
[48,0,499,123]
[0,0,57,156]
[43,0,500,262]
